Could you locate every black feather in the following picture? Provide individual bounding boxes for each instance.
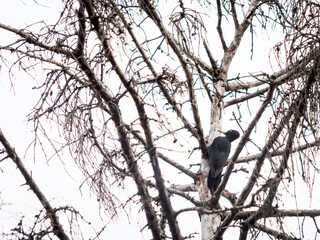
[207,130,239,195]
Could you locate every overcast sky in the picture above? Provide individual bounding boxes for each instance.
[1,1,318,239]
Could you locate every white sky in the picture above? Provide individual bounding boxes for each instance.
[0,1,319,239]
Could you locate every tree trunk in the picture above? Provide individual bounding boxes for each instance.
[200,79,225,239]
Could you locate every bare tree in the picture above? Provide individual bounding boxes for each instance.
[1,0,320,239]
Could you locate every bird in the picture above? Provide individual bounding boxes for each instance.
[207,129,240,195]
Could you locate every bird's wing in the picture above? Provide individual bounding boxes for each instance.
[208,137,231,178]
[209,151,229,178]
[210,166,223,178]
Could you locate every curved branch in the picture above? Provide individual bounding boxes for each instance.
[225,65,305,107]
[226,46,318,92]
[225,87,269,108]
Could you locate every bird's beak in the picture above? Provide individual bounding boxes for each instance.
[218,130,226,135]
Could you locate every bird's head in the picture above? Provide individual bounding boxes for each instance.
[219,129,240,142]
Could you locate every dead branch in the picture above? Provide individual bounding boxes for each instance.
[0,129,70,240]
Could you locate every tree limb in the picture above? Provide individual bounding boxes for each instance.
[214,52,320,239]
[0,129,70,240]
[236,209,320,220]
[82,1,182,238]
[212,85,275,205]
[216,0,227,51]
[138,0,207,156]
[253,223,300,240]
[234,140,320,164]
[220,0,260,74]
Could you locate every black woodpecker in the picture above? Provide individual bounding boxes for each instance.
[207,130,240,195]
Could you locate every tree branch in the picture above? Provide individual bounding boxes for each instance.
[253,223,300,240]
[234,140,320,164]
[0,129,70,240]
[236,209,320,219]
[157,152,198,180]
[0,23,72,57]
[226,46,317,92]
[216,0,227,51]
[147,181,200,206]
[111,0,200,143]
[203,40,219,78]
[138,0,207,156]
[220,0,260,74]
[241,47,320,229]
[230,0,239,29]
[81,1,182,238]
[214,53,320,239]
[225,87,269,108]
[127,124,198,180]
[212,85,275,205]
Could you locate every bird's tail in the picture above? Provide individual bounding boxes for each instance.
[207,173,222,195]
